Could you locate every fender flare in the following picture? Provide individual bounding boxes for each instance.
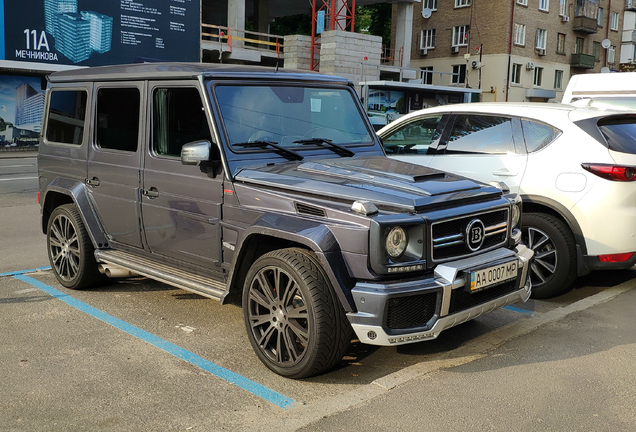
[42,177,108,249]
[225,213,356,312]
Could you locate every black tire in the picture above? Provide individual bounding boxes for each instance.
[242,248,352,379]
[47,204,104,290]
[522,212,577,299]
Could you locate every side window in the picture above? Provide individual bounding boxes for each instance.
[153,87,212,157]
[96,87,140,152]
[46,90,87,145]
[522,119,560,152]
[445,115,515,155]
[381,115,443,155]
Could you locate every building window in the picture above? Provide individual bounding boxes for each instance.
[452,25,470,46]
[517,0,528,5]
[421,66,434,85]
[511,63,522,84]
[534,67,543,86]
[514,23,526,46]
[608,45,616,63]
[421,29,436,49]
[423,0,437,10]
[611,11,619,30]
[455,0,470,7]
[593,41,601,60]
[554,70,563,89]
[539,0,549,11]
[575,37,584,54]
[557,33,566,53]
[575,0,599,20]
[597,7,603,26]
[559,0,568,15]
[536,29,547,50]
[452,64,467,84]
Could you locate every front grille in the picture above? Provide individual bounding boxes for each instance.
[386,292,439,330]
[448,279,518,315]
[432,209,508,261]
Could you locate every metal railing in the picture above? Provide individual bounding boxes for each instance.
[201,23,284,57]
[361,63,466,88]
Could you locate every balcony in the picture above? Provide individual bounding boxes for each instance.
[627,0,636,11]
[623,29,636,43]
[571,53,596,68]
[573,15,598,33]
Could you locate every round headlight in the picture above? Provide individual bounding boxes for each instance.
[386,226,408,258]
[511,204,521,227]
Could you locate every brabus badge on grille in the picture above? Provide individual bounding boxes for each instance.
[466,219,485,251]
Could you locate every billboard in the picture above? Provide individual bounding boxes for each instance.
[0,0,200,66]
[0,75,44,147]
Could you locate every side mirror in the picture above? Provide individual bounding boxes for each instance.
[181,140,211,166]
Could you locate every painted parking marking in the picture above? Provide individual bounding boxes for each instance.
[13,273,296,410]
[0,266,51,277]
[503,305,535,314]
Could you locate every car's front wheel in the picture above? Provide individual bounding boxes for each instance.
[47,204,104,290]
[242,248,351,378]
[522,212,577,299]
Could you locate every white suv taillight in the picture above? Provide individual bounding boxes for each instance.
[581,163,636,181]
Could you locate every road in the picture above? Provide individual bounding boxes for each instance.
[0,153,49,272]
[2,151,635,431]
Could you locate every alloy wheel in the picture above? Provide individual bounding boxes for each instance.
[246,266,309,368]
[523,226,557,288]
[48,213,81,282]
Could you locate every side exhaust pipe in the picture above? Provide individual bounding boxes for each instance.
[98,264,138,278]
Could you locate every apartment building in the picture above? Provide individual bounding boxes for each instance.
[400,0,625,102]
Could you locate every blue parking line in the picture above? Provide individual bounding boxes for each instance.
[0,266,51,277]
[14,274,296,410]
[503,305,535,314]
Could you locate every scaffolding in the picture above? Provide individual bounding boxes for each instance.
[311,0,356,71]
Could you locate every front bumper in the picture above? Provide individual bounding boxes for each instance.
[347,244,533,346]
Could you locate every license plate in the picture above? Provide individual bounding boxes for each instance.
[469,261,518,292]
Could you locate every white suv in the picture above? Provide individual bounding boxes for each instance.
[378,102,636,298]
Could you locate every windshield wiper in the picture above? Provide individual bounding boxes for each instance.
[234,140,303,161]
[293,138,355,157]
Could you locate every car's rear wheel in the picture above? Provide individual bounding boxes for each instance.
[522,212,577,299]
[47,204,104,290]
[242,248,351,378]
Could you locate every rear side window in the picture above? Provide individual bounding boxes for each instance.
[445,115,515,155]
[598,116,636,154]
[381,115,443,155]
[521,120,560,153]
[96,88,140,152]
[46,90,87,145]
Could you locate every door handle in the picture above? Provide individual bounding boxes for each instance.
[86,177,100,187]
[492,168,517,177]
[142,187,159,199]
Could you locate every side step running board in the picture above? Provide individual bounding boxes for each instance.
[95,249,227,301]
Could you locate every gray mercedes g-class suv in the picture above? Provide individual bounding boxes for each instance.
[38,63,533,378]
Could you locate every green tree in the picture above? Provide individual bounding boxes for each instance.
[355,4,392,46]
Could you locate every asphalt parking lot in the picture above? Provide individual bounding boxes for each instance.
[3,152,636,431]
[3,263,635,431]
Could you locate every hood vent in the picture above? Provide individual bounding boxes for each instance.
[295,203,326,218]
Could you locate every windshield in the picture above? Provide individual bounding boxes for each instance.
[212,84,374,152]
